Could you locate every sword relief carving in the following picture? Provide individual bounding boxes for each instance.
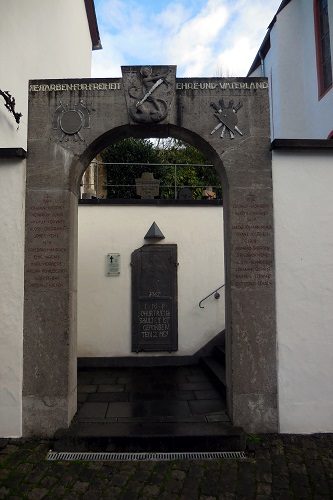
[210,99,243,140]
[122,65,175,124]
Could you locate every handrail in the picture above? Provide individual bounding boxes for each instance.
[199,284,225,308]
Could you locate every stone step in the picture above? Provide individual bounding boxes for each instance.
[52,421,246,453]
[200,357,226,397]
[213,345,226,365]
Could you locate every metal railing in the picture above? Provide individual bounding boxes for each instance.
[80,161,222,201]
[199,284,225,308]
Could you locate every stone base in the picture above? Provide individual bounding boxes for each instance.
[23,390,77,437]
[232,393,278,433]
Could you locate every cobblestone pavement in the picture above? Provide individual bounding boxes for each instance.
[1,434,333,499]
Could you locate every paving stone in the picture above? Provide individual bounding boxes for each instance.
[14,481,34,495]
[84,487,120,499]
[170,469,186,481]
[312,482,331,496]
[290,472,310,488]
[0,439,10,450]
[183,475,201,491]
[76,402,108,418]
[27,488,49,499]
[141,484,161,496]
[87,461,103,470]
[292,483,312,498]
[48,485,66,496]
[79,467,100,481]
[159,491,179,500]
[235,481,256,497]
[125,480,142,494]
[62,494,81,500]
[256,457,272,471]
[2,472,26,488]
[39,475,58,487]
[153,462,171,474]
[271,488,293,499]
[137,461,155,470]
[118,492,140,500]
[272,475,291,489]
[272,464,289,478]
[164,478,183,493]
[77,384,98,393]
[131,469,151,481]
[110,473,129,487]
[188,464,205,479]
[98,384,125,392]
[257,482,272,495]
[0,486,10,498]
[206,414,230,422]
[88,392,130,402]
[272,454,287,467]
[1,434,333,499]
[72,480,90,493]
[147,472,165,486]
[1,445,20,455]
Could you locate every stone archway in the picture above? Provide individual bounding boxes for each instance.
[23,67,277,436]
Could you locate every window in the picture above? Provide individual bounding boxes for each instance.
[314,0,333,97]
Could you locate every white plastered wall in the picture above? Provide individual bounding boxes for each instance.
[77,205,225,357]
[0,0,93,437]
[0,161,26,436]
[273,150,333,433]
[0,0,92,150]
[259,1,333,139]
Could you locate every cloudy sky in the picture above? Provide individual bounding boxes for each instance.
[92,0,282,78]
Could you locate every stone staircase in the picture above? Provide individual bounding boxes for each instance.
[52,354,247,453]
[200,341,226,399]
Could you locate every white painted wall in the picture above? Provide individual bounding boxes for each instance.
[0,0,94,437]
[0,161,26,436]
[77,205,225,357]
[0,0,92,150]
[250,0,333,139]
[273,150,333,433]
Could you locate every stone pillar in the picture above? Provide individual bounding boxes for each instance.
[225,148,277,432]
[23,186,78,436]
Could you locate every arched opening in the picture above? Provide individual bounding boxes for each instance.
[74,127,230,439]
[23,73,278,438]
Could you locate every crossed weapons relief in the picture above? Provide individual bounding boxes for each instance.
[210,99,243,140]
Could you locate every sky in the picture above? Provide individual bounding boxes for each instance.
[92,0,282,78]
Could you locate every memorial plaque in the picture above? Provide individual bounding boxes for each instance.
[106,253,120,276]
[131,244,178,352]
